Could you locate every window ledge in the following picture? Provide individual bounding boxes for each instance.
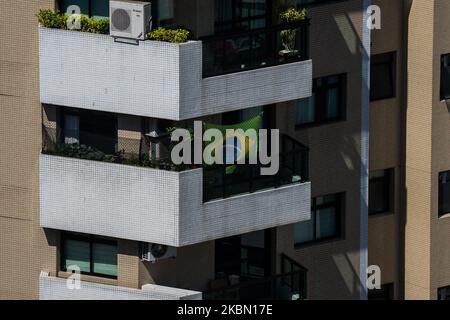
[57,271,118,287]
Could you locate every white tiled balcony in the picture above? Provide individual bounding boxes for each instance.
[39,154,311,247]
[39,272,201,300]
[39,27,313,120]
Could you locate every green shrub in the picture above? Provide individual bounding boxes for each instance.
[37,9,109,34]
[147,28,190,43]
[37,9,67,29]
[82,17,110,34]
[280,7,307,23]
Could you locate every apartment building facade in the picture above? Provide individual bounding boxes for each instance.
[0,0,447,300]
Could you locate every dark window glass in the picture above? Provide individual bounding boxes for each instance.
[295,0,343,6]
[369,169,394,215]
[59,0,108,18]
[368,283,394,300]
[370,52,396,101]
[215,0,269,34]
[438,286,450,300]
[438,171,450,216]
[441,54,450,100]
[62,108,117,154]
[295,74,346,127]
[294,193,344,246]
[61,233,118,278]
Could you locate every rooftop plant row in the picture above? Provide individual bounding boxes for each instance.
[37,9,190,43]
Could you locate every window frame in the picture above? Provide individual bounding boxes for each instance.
[441,54,450,101]
[294,192,345,248]
[438,170,450,217]
[58,0,108,18]
[368,283,394,300]
[370,51,397,102]
[369,168,394,216]
[60,232,118,279]
[214,0,273,35]
[295,73,347,129]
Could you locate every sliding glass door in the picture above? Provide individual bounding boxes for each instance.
[215,0,271,34]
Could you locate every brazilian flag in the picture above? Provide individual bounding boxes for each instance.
[203,113,262,174]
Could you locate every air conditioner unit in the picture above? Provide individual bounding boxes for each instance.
[141,242,177,263]
[110,0,152,40]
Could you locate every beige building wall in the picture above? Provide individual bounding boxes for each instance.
[404,0,435,300]
[0,0,57,299]
[368,0,404,299]
[10,0,450,301]
[429,0,450,300]
[276,0,366,300]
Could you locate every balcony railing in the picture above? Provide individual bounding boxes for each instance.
[203,134,309,202]
[41,126,195,172]
[204,254,307,300]
[202,20,310,78]
[43,126,309,203]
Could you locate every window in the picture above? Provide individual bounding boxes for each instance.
[61,233,118,278]
[370,52,396,101]
[438,171,450,216]
[61,108,118,154]
[215,0,270,34]
[438,286,450,300]
[369,169,394,215]
[295,74,346,127]
[294,193,344,246]
[441,54,450,100]
[368,283,394,300]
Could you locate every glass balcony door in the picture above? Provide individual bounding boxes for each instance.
[214,229,274,283]
[215,0,271,34]
[61,109,118,155]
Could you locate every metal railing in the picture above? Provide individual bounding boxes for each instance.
[41,126,195,171]
[201,20,310,78]
[203,134,309,202]
[43,126,309,201]
[204,254,307,300]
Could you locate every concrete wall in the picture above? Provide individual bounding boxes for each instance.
[39,27,313,121]
[39,272,201,300]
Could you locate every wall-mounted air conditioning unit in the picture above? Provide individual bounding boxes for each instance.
[110,0,152,40]
[141,242,177,263]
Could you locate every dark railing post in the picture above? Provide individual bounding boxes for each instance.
[222,165,227,199]
[249,164,254,193]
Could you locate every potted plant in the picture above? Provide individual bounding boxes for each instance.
[278,7,307,62]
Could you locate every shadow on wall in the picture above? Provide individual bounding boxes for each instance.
[280,1,371,300]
